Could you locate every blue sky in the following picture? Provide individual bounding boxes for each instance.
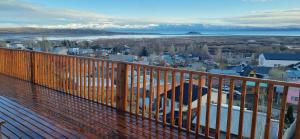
[0,0,300,29]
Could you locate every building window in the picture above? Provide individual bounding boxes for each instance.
[291,96,299,101]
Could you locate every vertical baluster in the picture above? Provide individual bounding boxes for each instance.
[215,77,223,138]
[195,74,203,134]
[170,71,176,126]
[111,62,115,106]
[250,81,260,139]
[205,76,212,138]
[97,61,101,102]
[36,53,39,84]
[238,80,247,139]
[80,58,83,98]
[142,67,147,118]
[76,58,79,95]
[42,54,45,86]
[83,59,87,99]
[216,77,223,139]
[130,65,134,113]
[149,68,154,119]
[101,60,105,103]
[69,57,73,95]
[53,55,57,90]
[178,71,184,129]
[73,57,77,95]
[187,73,193,131]
[92,59,96,101]
[155,69,161,121]
[226,79,235,139]
[47,54,51,87]
[60,55,63,91]
[278,86,288,139]
[264,84,274,139]
[65,56,69,93]
[163,70,168,124]
[88,59,91,99]
[106,61,110,105]
[136,65,140,115]
[50,55,53,89]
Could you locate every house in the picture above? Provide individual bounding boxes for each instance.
[287,85,300,105]
[208,69,239,76]
[68,48,80,55]
[109,54,137,62]
[287,62,300,71]
[286,70,300,81]
[9,42,25,49]
[192,104,280,139]
[259,53,300,67]
[79,48,94,55]
[276,80,300,105]
[52,47,68,55]
[226,65,272,79]
[160,52,174,66]
[239,66,272,79]
[155,83,227,124]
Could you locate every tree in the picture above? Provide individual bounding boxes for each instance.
[285,106,294,125]
[200,45,210,58]
[269,68,287,81]
[139,47,149,57]
[0,41,6,47]
[168,44,176,55]
[40,37,52,52]
[215,48,222,63]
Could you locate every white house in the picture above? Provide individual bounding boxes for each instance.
[259,53,300,67]
[192,104,280,139]
[9,42,25,49]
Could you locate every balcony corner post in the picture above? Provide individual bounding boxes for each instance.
[30,51,36,83]
[116,62,128,112]
[295,91,300,138]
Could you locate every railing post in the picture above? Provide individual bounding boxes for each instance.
[295,91,300,138]
[30,51,36,83]
[0,120,5,139]
[116,62,128,111]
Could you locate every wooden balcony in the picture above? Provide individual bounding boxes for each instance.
[0,48,300,139]
[0,74,194,138]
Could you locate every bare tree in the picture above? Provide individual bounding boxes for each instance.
[0,41,6,47]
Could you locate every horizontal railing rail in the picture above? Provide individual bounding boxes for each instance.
[0,47,300,139]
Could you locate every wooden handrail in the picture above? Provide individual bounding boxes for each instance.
[0,47,300,138]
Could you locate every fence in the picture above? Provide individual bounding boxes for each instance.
[0,48,300,139]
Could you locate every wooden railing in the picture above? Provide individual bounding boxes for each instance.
[0,47,300,139]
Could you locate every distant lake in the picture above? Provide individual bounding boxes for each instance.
[1,30,300,41]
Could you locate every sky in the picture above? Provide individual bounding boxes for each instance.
[0,0,300,29]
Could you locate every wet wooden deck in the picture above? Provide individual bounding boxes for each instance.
[0,74,197,139]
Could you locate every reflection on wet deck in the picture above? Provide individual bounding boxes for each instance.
[0,74,197,138]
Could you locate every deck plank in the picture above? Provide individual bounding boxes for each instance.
[0,74,197,139]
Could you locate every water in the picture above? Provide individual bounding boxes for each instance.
[1,30,300,41]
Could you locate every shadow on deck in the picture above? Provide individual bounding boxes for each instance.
[0,74,197,139]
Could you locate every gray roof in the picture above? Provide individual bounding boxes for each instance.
[192,104,279,138]
[208,69,239,76]
[263,53,300,61]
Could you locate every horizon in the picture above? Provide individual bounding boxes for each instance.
[0,0,300,30]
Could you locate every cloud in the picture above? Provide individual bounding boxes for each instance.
[0,0,111,23]
[0,0,184,29]
[199,9,300,27]
[0,0,300,29]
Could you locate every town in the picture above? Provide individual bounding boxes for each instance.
[1,35,300,138]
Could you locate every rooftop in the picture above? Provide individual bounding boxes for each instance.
[262,53,300,61]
